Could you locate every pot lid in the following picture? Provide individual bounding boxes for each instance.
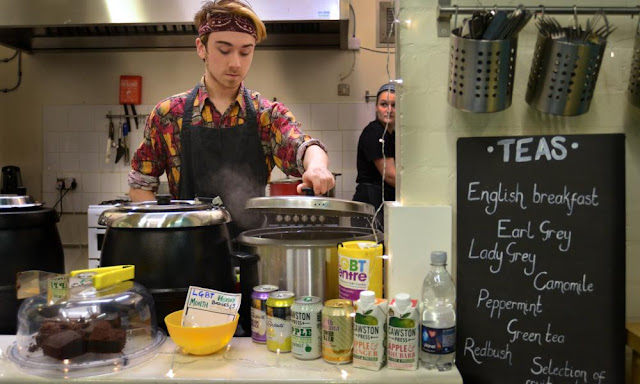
[245,196,375,217]
[98,196,231,228]
[0,194,43,209]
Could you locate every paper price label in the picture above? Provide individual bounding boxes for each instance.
[182,286,241,327]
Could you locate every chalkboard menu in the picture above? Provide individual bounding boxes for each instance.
[456,134,625,384]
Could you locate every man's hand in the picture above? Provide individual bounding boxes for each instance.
[297,145,335,195]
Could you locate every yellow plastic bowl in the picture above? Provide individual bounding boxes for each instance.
[164,310,238,355]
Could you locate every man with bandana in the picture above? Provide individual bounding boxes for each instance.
[128,0,335,236]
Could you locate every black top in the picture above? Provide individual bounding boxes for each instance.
[355,120,395,195]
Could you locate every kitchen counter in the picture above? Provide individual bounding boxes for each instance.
[0,336,463,383]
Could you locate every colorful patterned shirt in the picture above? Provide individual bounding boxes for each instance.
[128,79,324,198]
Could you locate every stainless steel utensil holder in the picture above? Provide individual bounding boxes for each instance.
[627,32,640,108]
[447,28,518,113]
[526,34,606,116]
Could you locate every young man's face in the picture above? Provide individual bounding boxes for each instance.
[196,31,256,90]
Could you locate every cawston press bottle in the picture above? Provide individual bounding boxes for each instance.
[353,290,387,371]
[420,251,456,371]
[387,293,419,370]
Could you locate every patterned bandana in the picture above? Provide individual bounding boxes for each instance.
[198,13,257,40]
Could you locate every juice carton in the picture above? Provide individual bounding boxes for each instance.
[353,290,387,371]
[387,293,419,370]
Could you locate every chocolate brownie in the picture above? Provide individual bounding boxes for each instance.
[40,330,85,360]
[86,320,126,353]
[36,318,87,347]
[35,314,127,359]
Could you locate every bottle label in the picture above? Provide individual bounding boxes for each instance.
[338,255,370,300]
[421,325,456,354]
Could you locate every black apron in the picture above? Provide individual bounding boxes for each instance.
[179,85,268,238]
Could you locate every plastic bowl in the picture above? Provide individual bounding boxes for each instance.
[164,310,238,355]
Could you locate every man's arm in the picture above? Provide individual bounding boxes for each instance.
[297,145,335,195]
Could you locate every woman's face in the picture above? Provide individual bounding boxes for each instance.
[376,91,396,126]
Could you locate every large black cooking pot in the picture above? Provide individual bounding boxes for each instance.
[99,197,258,334]
[0,195,65,334]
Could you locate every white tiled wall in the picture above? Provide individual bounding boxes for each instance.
[42,104,151,209]
[43,102,377,245]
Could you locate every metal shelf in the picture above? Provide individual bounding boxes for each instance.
[437,3,640,37]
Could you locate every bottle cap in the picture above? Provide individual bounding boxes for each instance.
[360,290,375,304]
[394,293,411,311]
[431,250,447,265]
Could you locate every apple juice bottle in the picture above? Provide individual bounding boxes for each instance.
[353,290,388,371]
[387,293,419,370]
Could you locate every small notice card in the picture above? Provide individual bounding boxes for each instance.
[182,286,241,327]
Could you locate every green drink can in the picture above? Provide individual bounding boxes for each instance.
[291,296,323,360]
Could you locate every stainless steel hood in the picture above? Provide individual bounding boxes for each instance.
[0,0,349,52]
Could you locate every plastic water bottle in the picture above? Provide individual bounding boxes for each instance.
[420,251,456,371]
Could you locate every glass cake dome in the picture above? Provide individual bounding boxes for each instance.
[7,266,166,378]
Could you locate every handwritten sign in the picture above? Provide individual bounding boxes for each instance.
[182,286,241,327]
[456,134,625,384]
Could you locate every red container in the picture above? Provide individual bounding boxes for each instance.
[269,178,302,196]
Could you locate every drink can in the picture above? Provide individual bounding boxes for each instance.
[291,296,323,360]
[322,299,355,364]
[251,284,279,343]
[266,291,295,352]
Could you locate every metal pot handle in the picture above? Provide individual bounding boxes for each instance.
[230,251,260,336]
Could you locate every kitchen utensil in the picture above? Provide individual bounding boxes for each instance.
[448,28,518,112]
[1,165,23,194]
[130,104,139,129]
[469,11,485,39]
[481,10,507,40]
[269,177,302,196]
[0,195,64,334]
[105,118,114,163]
[122,121,130,164]
[114,122,125,164]
[165,310,238,355]
[98,196,259,333]
[238,196,378,300]
[526,30,607,116]
[123,104,132,133]
[627,18,640,108]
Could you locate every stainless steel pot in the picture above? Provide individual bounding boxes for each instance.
[98,196,259,333]
[237,196,380,300]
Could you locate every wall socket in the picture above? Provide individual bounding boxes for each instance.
[338,83,350,96]
[56,177,77,191]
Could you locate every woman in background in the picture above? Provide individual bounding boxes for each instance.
[352,83,396,231]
